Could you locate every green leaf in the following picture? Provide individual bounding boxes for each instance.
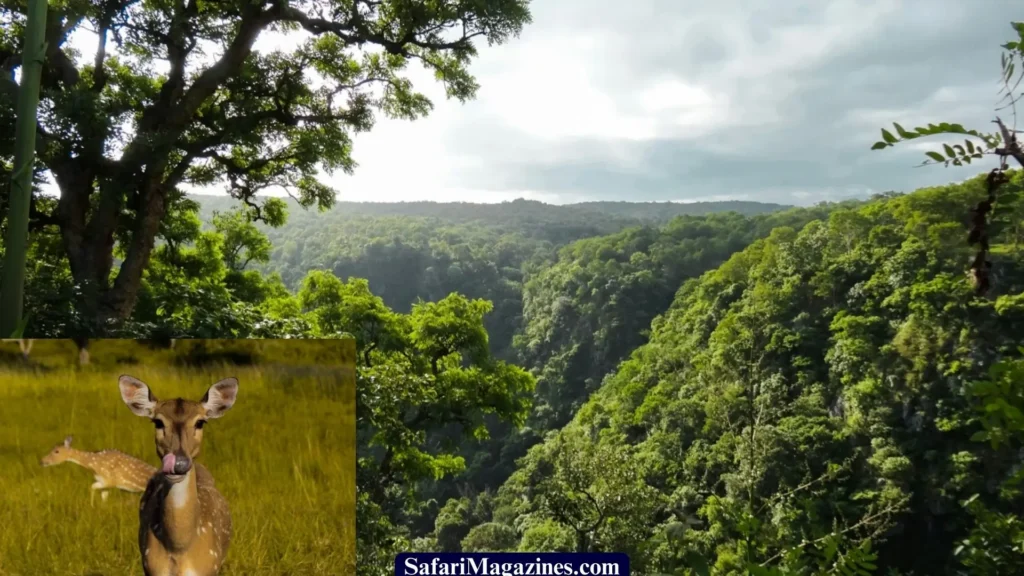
[881,129,897,144]
[966,139,976,153]
[684,552,710,576]
[823,537,839,562]
[894,122,912,138]
[926,151,946,163]
[871,141,889,150]
[943,144,956,158]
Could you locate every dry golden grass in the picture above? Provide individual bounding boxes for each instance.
[0,340,356,576]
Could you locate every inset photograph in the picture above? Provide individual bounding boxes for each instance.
[0,339,355,575]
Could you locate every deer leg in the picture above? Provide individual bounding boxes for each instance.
[91,481,103,507]
[101,490,110,502]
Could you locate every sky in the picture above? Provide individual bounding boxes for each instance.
[324,0,1022,205]
[62,0,1024,206]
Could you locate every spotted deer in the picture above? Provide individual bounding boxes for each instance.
[118,375,238,576]
[41,435,156,505]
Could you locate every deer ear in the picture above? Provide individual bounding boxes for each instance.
[119,375,157,418]
[201,378,238,419]
[63,435,72,447]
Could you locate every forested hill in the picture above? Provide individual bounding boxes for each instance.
[194,196,788,231]
[192,195,792,360]
[571,200,790,220]
[193,196,790,291]
[450,172,1024,575]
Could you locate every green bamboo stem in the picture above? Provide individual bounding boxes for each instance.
[0,0,48,337]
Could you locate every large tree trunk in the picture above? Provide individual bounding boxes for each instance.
[41,9,270,335]
[104,181,167,320]
[56,173,167,333]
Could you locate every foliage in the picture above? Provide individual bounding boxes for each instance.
[475,175,1024,575]
[462,522,519,552]
[516,205,843,433]
[340,282,535,576]
[197,195,790,361]
[952,356,1024,574]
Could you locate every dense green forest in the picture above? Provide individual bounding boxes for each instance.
[13,173,1024,575]
[468,174,1024,575]
[192,197,787,360]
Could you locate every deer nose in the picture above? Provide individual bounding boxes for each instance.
[162,452,193,475]
[172,454,192,475]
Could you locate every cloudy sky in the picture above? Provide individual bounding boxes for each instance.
[317,0,1022,205]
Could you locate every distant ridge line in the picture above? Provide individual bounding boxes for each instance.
[186,192,792,210]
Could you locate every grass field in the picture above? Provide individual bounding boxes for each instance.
[0,340,356,576]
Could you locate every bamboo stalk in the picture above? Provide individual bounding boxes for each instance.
[0,0,48,336]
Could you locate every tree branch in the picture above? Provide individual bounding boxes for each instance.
[274,5,485,57]
[157,9,274,137]
[759,500,907,567]
[91,23,109,92]
[43,11,83,88]
[994,117,1024,168]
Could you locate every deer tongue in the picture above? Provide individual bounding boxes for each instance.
[161,453,176,474]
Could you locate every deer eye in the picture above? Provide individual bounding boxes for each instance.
[152,419,165,429]
[195,420,206,430]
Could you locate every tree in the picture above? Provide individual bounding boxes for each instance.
[0,0,531,331]
[461,522,518,552]
[434,497,473,552]
[297,272,407,364]
[507,428,662,555]
[292,270,535,576]
[212,208,272,271]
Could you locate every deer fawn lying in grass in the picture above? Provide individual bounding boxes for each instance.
[119,375,238,576]
[41,435,156,505]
